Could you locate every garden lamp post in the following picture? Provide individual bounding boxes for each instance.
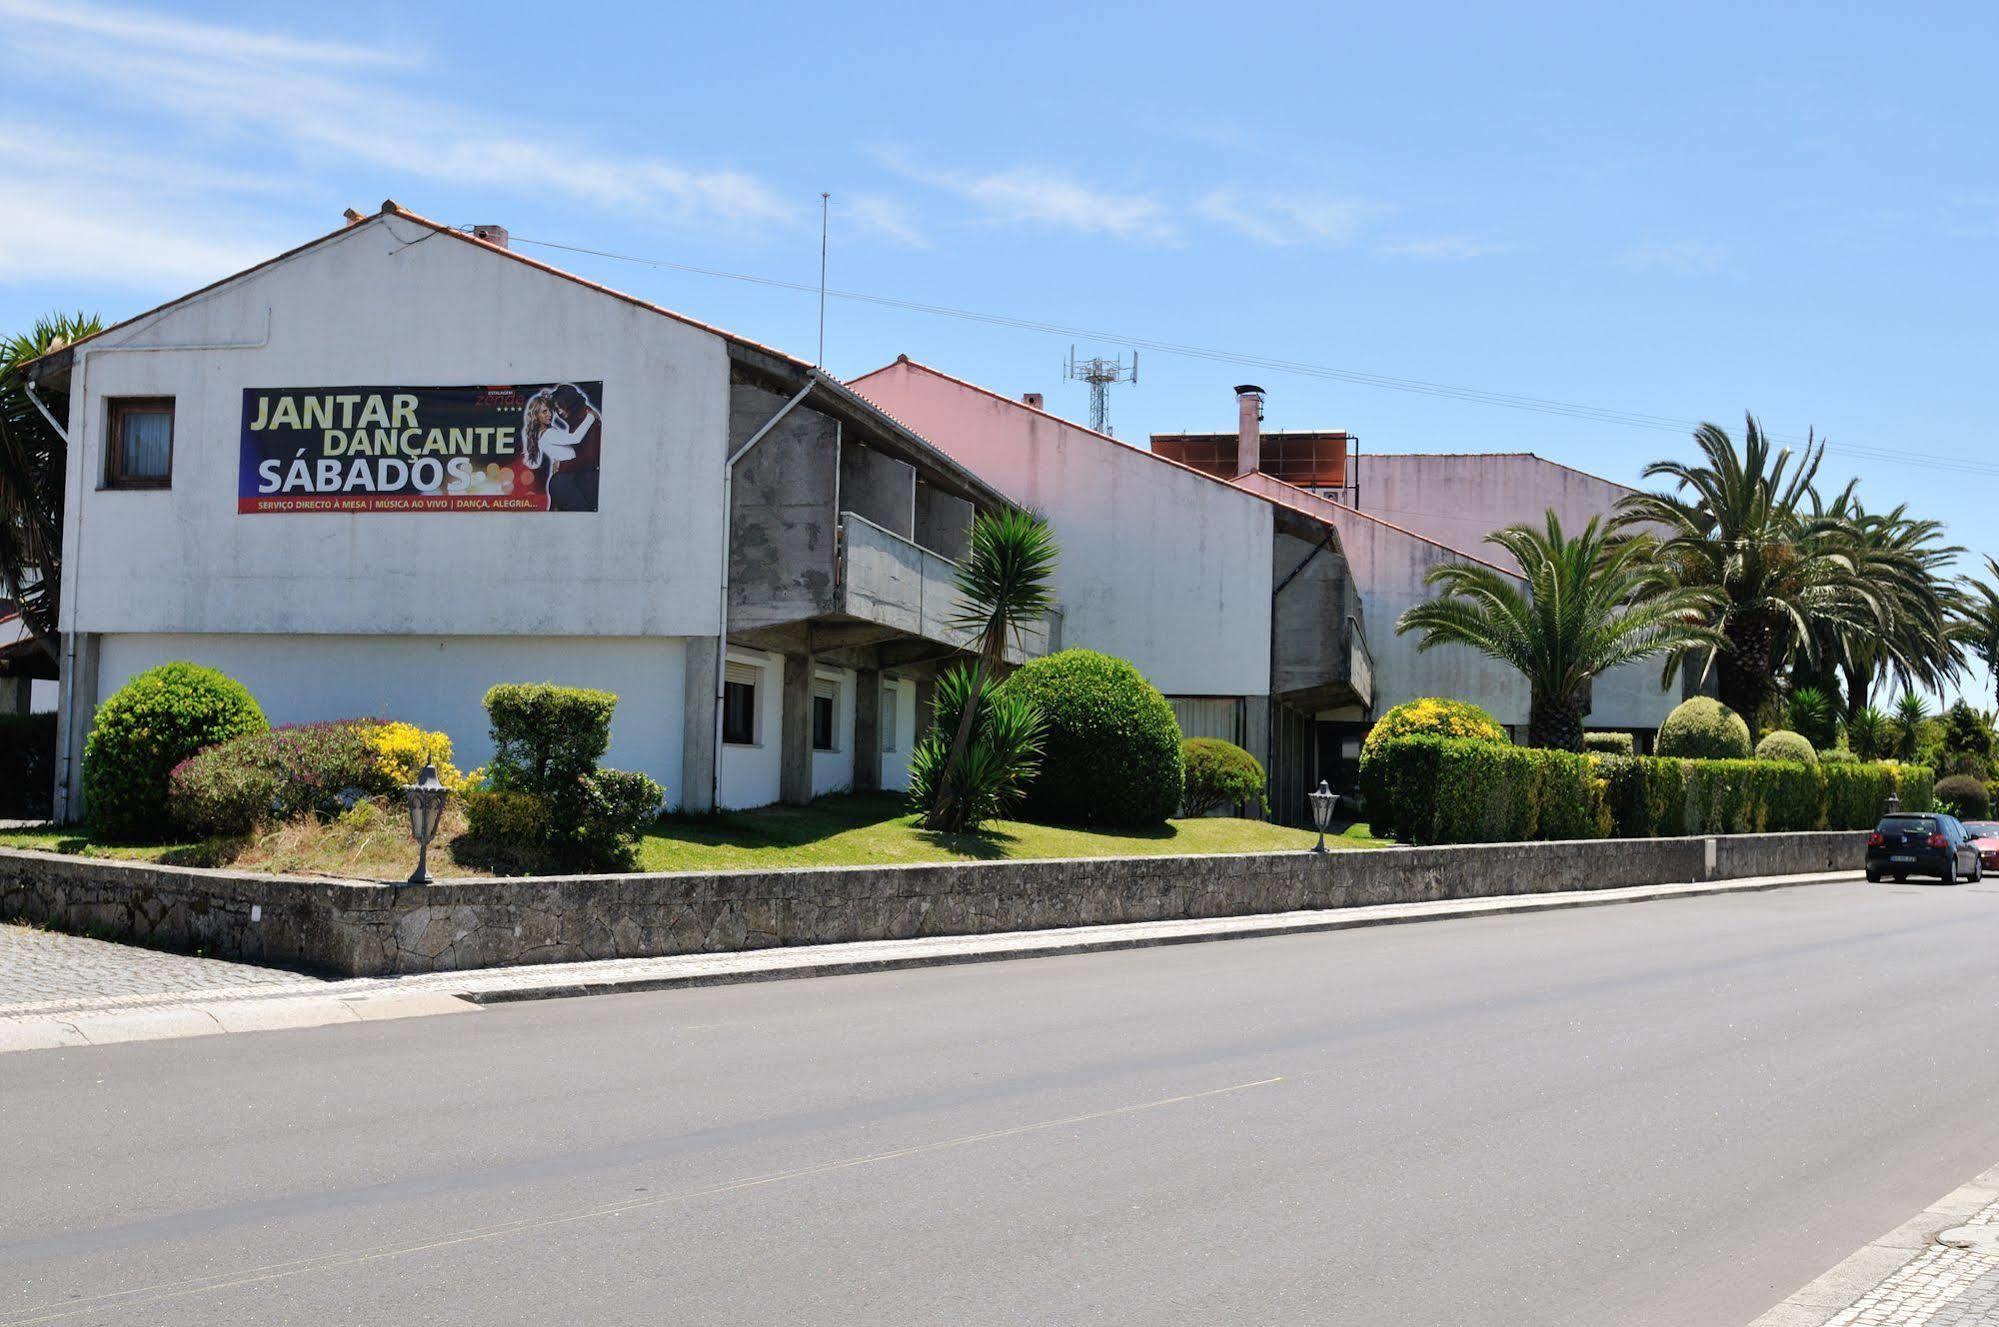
[1885,793,1902,816]
[1309,780,1337,854]
[405,761,449,885]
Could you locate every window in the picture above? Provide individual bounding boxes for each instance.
[106,398,174,488]
[880,680,899,753]
[722,663,759,746]
[812,675,839,752]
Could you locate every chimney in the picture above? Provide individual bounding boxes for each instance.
[1021,391,1044,410]
[470,224,510,249]
[1234,384,1265,477]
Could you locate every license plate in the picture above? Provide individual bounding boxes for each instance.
[1891,855,1917,863]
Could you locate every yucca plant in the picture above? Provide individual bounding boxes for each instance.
[918,508,1059,832]
[1785,685,1840,752]
[906,667,1046,832]
[1846,705,1891,761]
[1396,512,1720,751]
[1892,692,1930,762]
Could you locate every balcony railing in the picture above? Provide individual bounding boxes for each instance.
[1345,613,1374,709]
[838,513,1055,663]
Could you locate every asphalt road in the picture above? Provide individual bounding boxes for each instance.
[7,879,1999,1327]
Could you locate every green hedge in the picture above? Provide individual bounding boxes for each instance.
[1359,735,1608,844]
[1362,734,1932,844]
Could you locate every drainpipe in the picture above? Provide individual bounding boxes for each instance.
[711,380,815,811]
[21,379,64,437]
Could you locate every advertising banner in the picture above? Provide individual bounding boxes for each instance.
[238,382,603,512]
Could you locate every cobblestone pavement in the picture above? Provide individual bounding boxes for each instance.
[0,922,322,1007]
[1822,1198,1999,1326]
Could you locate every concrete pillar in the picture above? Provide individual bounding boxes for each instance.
[0,675,30,716]
[1243,695,1273,820]
[53,631,99,825]
[852,667,882,793]
[780,653,813,806]
[679,637,720,814]
[913,677,937,745]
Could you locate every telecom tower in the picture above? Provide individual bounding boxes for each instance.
[1064,346,1138,435]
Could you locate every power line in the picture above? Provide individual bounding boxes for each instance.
[507,233,1999,480]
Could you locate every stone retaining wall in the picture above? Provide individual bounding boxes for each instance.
[0,831,1865,978]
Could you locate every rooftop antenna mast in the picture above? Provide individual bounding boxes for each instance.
[816,192,830,367]
[1064,345,1138,435]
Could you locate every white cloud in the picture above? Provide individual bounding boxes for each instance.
[0,0,419,68]
[1627,240,1726,273]
[881,151,1178,243]
[2,2,797,233]
[843,194,930,249]
[0,193,273,288]
[1378,236,1504,261]
[1194,189,1378,247]
[0,123,289,286]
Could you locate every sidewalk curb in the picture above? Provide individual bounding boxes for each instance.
[1,869,1858,1054]
[1746,1161,1999,1326]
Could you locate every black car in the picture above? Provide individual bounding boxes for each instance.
[1866,812,1985,884]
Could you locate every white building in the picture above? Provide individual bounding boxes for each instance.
[26,205,1036,820]
[851,358,1373,820]
[1155,391,1682,777]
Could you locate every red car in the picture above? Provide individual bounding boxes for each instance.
[1964,821,1999,873]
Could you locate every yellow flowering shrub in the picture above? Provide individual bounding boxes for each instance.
[1361,697,1508,753]
[363,721,469,791]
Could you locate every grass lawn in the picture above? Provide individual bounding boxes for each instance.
[636,793,1385,872]
[0,793,1385,879]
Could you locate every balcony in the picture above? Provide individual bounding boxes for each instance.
[838,514,1055,664]
[1272,580,1373,712]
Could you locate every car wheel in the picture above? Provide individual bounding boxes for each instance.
[1866,867,1882,883]
[1942,859,1957,885]
[1976,858,1986,883]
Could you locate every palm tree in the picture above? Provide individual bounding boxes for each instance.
[1395,512,1720,751]
[1799,490,1961,717]
[1951,557,1999,711]
[1617,415,1875,728]
[0,312,101,658]
[918,508,1059,831]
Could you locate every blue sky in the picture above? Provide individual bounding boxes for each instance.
[4,3,1995,618]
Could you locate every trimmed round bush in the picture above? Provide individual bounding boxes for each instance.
[1821,745,1858,764]
[1754,729,1819,766]
[83,662,266,839]
[1935,774,1991,820]
[1656,697,1752,761]
[1001,649,1183,827]
[1181,737,1267,817]
[1583,731,1635,756]
[1362,698,1508,754]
